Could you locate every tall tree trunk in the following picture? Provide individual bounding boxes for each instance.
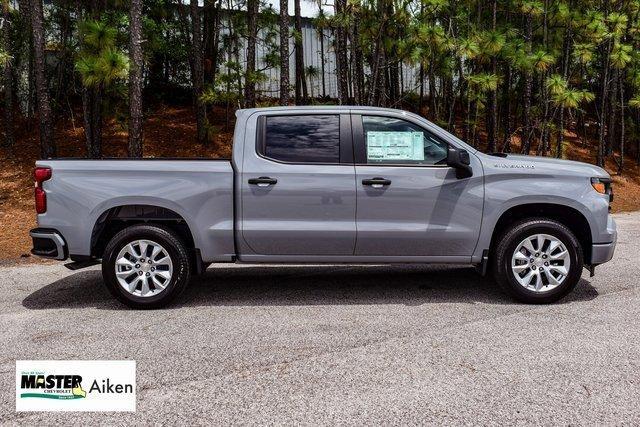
[485,0,498,153]
[190,0,207,144]
[597,39,612,167]
[128,0,144,158]
[279,0,289,105]
[539,0,550,155]
[556,107,564,158]
[500,6,512,153]
[318,23,326,98]
[351,18,364,105]
[418,63,424,114]
[2,0,15,149]
[597,0,611,167]
[555,17,572,159]
[16,0,33,117]
[293,0,307,104]
[368,38,384,106]
[606,69,618,157]
[90,86,102,158]
[618,73,625,174]
[334,0,349,104]
[501,64,512,153]
[428,65,436,120]
[203,0,221,84]
[521,13,533,155]
[79,0,104,158]
[53,0,72,109]
[148,4,167,90]
[244,0,258,108]
[30,0,56,158]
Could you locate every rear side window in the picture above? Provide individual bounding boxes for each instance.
[262,115,340,163]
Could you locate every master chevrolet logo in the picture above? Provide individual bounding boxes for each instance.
[19,374,131,400]
[16,361,136,412]
[20,374,86,400]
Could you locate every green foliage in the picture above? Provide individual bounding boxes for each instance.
[546,74,594,109]
[629,96,640,108]
[0,49,10,68]
[13,0,640,163]
[75,20,129,88]
[79,21,118,51]
[520,0,544,16]
[573,43,595,64]
[305,65,320,78]
[530,50,555,72]
[610,43,632,69]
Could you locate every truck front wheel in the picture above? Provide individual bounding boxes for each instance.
[102,224,191,309]
[492,219,583,304]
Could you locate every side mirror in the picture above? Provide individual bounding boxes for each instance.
[447,147,473,179]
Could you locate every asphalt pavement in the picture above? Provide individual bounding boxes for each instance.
[1,212,639,424]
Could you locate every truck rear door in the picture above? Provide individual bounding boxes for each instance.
[239,112,356,257]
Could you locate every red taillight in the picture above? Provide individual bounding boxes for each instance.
[34,167,51,214]
[35,187,47,213]
[34,167,52,183]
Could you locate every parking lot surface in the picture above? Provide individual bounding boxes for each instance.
[1,212,639,424]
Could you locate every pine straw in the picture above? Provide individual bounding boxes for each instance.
[1,107,638,263]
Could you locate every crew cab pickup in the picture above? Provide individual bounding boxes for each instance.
[30,106,617,308]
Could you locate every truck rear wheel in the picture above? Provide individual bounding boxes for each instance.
[492,218,583,304]
[102,224,191,309]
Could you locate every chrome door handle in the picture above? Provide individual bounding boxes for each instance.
[362,177,391,188]
[248,176,277,187]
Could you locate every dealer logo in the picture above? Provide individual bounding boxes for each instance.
[16,360,136,412]
[20,373,87,400]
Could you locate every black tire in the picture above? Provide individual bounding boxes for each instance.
[102,224,191,309]
[492,218,583,304]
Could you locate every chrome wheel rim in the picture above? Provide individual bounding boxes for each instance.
[115,239,173,297]
[511,233,571,293]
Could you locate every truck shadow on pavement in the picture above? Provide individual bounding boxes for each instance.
[22,264,599,310]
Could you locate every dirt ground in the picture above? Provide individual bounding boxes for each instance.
[1,106,639,263]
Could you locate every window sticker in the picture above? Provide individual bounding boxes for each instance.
[366,131,425,162]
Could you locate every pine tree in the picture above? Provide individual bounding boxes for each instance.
[30,0,56,158]
[279,0,290,105]
[190,0,207,144]
[128,0,144,158]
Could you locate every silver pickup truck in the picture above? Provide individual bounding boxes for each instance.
[30,106,617,308]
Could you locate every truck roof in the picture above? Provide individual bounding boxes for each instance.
[236,105,413,115]
[235,105,477,154]
[235,105,420,120]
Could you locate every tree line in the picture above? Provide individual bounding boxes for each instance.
[1,0,639,171]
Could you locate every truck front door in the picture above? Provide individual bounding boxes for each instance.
[240,113,356,257]
[352,113,484,259]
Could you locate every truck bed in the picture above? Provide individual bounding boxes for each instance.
[35,159,235,262]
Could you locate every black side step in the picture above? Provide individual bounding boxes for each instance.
[64,259,100,271]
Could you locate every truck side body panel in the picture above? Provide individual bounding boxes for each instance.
[35,159,235,262]
[471,153,616,263]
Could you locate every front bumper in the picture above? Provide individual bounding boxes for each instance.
[589,216,617,265]
[30,228,68,260]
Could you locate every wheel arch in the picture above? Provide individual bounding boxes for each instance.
[90,204,198,260]
[487,203,593,264]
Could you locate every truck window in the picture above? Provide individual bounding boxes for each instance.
[362,116,448,165]
[262,115,340,163]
